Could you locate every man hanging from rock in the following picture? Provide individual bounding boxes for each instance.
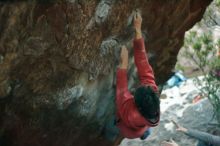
[115,11,160,140]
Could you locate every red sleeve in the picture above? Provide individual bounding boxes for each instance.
[116,68,130,108]
[133,38,158,91]
[116,69,141,128]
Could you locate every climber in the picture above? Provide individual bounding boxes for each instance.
[115,11,160,140]
[161,121,220,146]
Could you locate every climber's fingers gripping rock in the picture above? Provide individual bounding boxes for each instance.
[134,11,142,33]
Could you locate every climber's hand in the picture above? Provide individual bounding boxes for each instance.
[119,45,128,69]
[161,139,179,146]
[134,10,142,39]
[171,120,187,133]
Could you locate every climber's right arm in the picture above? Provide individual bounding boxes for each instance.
[133,12,158,91]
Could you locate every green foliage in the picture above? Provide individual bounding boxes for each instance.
[216,0,220,7]
[175,63,185,72]
[184,30,220,123]
[192,42,202,51]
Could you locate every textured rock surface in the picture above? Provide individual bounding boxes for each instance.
[0,0,212,146]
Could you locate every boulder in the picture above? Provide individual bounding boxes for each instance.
[0,0,213,146]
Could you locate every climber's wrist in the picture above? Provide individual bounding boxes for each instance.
[135,29,142,39]
[119,61,128,69]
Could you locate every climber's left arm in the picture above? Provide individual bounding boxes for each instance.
[116,46,129,106]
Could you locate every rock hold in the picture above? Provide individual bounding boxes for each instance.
[0,55,4,64]
[57,85,84,110]
[95,0,114,25]
[0,80,11,98]
[100,37,119,57]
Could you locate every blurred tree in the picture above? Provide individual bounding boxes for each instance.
[183,30,220,124]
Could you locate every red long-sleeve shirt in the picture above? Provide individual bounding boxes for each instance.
[116,38,159,139]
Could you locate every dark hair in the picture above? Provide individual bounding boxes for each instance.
[134,85,160,120]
